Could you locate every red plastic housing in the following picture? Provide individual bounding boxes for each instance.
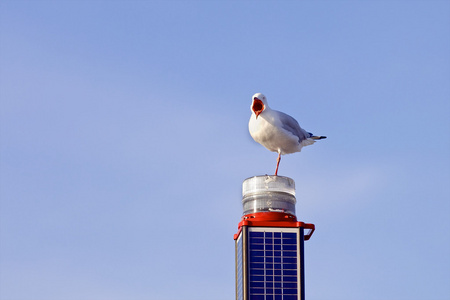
[234,212,315,241]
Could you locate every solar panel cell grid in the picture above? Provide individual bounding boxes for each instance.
[237,235,243,300]
[248,230,298,300]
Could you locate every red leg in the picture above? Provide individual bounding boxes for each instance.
[275,152,281,176]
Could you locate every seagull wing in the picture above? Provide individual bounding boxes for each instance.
[276,110,311,143]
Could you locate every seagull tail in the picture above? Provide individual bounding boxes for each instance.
[311,135,327,140]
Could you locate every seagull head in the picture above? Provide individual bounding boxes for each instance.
[251,93,268,119]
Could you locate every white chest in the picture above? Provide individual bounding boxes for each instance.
[249,115,300,154]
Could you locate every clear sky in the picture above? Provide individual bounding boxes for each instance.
[1,1,449,300]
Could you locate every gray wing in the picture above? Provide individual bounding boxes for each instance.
[276,110,311,142]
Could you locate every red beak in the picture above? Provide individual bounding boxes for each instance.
[252,98,264,119]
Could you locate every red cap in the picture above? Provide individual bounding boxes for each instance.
[234,212,315,241]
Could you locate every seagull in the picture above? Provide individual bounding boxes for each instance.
[249,93,326,176]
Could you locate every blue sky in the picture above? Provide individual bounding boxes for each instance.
[1,1,449,299]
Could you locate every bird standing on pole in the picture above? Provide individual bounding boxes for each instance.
[249,93,326,176]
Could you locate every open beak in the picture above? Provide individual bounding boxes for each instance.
[252,98,264,119]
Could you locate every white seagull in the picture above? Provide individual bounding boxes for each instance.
[249,93,326,176]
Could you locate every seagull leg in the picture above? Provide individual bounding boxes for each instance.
[275,151,281,176]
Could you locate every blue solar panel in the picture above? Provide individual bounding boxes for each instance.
[237,234,243,300]
[248,230,299,300]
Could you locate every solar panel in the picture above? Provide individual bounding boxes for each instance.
[248,228,300,300]
[237,233,244,300]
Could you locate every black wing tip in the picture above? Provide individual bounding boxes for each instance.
[312,135,327,140]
